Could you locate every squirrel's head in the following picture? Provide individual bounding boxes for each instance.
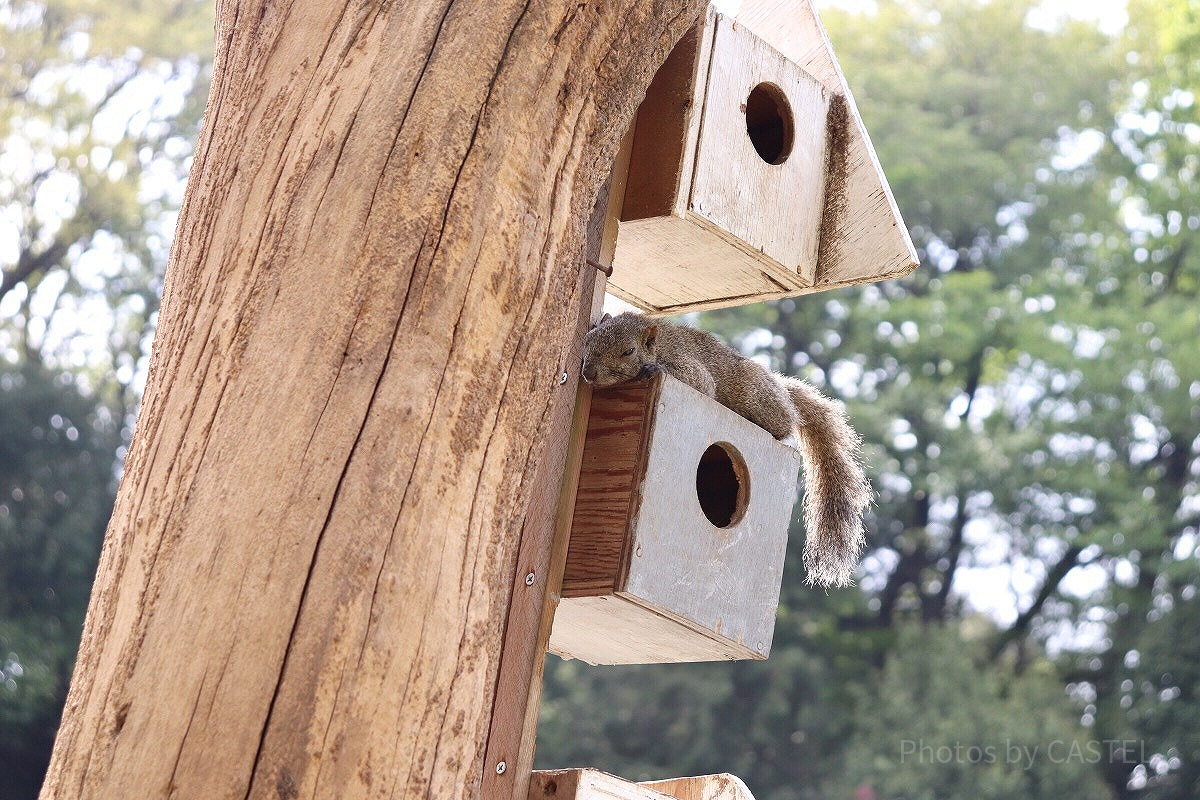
[581,312,659,387]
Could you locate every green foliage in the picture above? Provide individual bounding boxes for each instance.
[0,361,120,797]
[835,626,1111,800]
[1107,589,1200,799]
[820,0,1118,280]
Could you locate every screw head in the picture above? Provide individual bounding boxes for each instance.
[525,572,536,586]
[496,761,507,775]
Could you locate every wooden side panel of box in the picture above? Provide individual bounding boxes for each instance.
[561,379,656,598]
[622,11,715,222]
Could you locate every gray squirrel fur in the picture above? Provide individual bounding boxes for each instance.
[581,311,870,588]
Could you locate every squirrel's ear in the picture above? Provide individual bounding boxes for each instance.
[599,312,612,324]
[642,322,659,351]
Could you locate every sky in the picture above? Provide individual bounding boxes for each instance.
[718,0,1130,34]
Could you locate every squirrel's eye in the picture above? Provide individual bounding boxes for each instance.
[620,347,635,357]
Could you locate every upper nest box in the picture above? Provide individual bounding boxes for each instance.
[609,0,918,314]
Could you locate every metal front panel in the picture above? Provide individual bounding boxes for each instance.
[622,375,801,658]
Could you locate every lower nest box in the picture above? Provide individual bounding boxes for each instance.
[549,373,801,665]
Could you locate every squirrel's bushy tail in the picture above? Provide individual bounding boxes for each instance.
[779,377,871,588]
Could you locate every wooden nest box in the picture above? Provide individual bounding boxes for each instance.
[549,373,801,665]
[609,1,918,314]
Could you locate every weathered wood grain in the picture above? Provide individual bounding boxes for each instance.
[480,125,633,800]
[39,1,705,798]
[561,380,655,596]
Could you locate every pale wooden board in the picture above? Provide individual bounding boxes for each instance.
[641,774,758,800]
[529,769,758,799]
[629,263,924,316]
[610,215,798,312]
[549,594,756,665]
[689,13,830,284]
[530,769,679,800]
[736,0,919,287]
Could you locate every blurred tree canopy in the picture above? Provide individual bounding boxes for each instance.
[0,0,212,397]
[0,0,212,794]
[1,0,1198,798]
[834,625,1111,800]
[0,361,120,796]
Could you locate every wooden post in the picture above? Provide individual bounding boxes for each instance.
[40,2,703,798]
[481,129,631,799]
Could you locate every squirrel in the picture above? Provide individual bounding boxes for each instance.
[581,311,870,588]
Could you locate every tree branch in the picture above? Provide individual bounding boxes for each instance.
[991,543,1084,658]
[1145,238,1190,306]
[925,493,969,622]
[0,238,72,304]
[959,347,984,420]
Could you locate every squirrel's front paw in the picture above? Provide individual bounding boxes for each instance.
[636,363,663,381]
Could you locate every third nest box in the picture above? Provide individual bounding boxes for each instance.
[609,1,918,314]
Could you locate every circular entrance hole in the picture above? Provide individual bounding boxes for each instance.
[695,442,750,528]
[745,83,794,165]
